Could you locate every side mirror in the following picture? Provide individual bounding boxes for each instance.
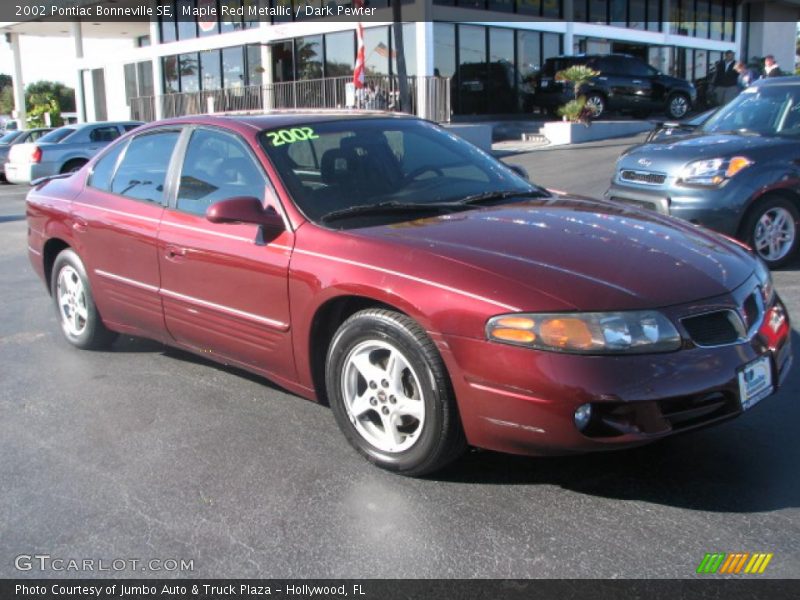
[206,196,284,231]
[508,164,529,180]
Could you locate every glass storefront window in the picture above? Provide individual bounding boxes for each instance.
[364,26,390,77]
[488,0,514,12]
[176,0,197,40]
[200,50,222,90]
[391,24,418,77]
[433,23,456,79]
[163,56,180,93]
[138,62,154,97]
[220,0,244,33]
[610,0,627,26]
[222,46,245,89]
[542,0,559,17]
[458,25,487,115]
[542,33,561,62]
[517,0,542,15]
[695,0,710,39]
[646,0,660,31]
[295,35,323,80]
[629,0,646,29]
[589,0,607,23]
[272,41,294,83]
[489,27,516,113]
[246,45,263,86]
[179,53,200,92]
[158,0,176,43]
[325,30,355,78]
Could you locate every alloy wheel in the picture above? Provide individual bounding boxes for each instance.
[57,265,88,337]
[341,339,425,454]
[753,206,797,263]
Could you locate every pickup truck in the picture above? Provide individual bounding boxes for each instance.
[5,121,142,185]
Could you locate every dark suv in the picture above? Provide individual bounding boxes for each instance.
[534,54,697,119]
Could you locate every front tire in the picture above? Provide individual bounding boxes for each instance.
[743,197,799,269]
[51,248,117,349]
[325,309,466,476]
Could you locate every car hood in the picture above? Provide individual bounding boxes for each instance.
[347,196,755,312]
[622,131,791,171]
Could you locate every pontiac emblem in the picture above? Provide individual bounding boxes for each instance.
[637,158,652,167]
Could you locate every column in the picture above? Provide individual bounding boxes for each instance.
[8,33,26,127]
[149,18,163,120]
[415,21,434,120]
[71,22,86,123]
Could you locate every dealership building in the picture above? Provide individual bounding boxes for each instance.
[1,0,798,124]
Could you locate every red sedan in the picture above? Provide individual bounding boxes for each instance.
[26,113,792,476]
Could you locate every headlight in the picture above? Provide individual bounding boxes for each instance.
[678,156,752,186]
[486,311,682,354]
[754,259,775,305]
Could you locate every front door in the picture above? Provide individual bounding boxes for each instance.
[157,126,295,380]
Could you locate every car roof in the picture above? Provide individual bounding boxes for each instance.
[547,53,638,61]
[145,110,418,132]
[751,76,800,87]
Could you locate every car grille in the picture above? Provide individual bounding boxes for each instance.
[620,170,667,185]
[681,310,743,346]
[680,290,764,347]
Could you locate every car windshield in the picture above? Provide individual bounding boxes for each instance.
[259,118,540,228]
[701,85,800,136]
[0,131,22,145]
[38,127,76,143]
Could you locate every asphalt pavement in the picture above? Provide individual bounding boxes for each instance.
[1,139,798,579]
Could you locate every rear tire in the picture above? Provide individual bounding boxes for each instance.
[584,93,606,118]
[666,93,691,119]
[325,309,466,476]
[742,196,800,269]
[51,248,117,349]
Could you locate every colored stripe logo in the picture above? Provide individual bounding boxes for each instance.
[696,553,773,574]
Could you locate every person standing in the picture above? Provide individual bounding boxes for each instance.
[735,61,759,89]
[713,50,739,105]
[763,55,784,78]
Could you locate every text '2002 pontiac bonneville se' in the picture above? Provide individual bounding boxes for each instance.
[26,113,792,476]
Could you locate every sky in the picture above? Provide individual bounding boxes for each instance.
[0,35,131,88]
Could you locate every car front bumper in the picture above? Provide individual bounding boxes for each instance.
[438,293,792,457]
[605,178,752,236]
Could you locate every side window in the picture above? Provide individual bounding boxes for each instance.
[28,130,46,142]
[89,126,121,143]
[88,141,127,192]
[123,123,142,132]
[111,131,179,203]
[627,59,656,78]
[176,128,267,217]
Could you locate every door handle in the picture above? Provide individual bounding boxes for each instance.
[72,217,88,233]
[165,245,187,261]
[632,80,642,84]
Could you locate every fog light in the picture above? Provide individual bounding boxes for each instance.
[574,403,592,431]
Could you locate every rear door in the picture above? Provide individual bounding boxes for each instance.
[157,126,295,379]
[72,128,182,338]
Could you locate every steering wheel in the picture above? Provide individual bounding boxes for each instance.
[406,166,444,181]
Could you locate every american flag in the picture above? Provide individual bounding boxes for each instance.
[375,42,396,59]
[353,22,366,89]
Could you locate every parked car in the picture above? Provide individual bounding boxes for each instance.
[5,121,142,185]
[533,54,697,119]
[26,113,791,476]
[0,128,53,180]
[607,77,800,268]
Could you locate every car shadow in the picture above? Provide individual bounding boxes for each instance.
[108,328,799,514]
[435,330,800,513]
[110,334,286,392]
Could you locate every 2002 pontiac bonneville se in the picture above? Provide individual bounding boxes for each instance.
[26,113,793,476]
